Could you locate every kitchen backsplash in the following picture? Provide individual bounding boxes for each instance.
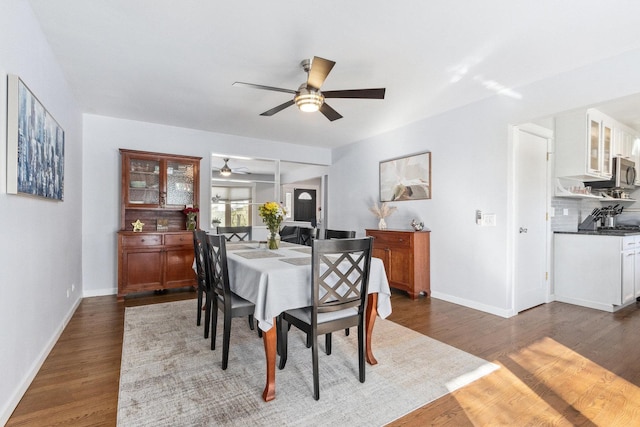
[551,197,640,231]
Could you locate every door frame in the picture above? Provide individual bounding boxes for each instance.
[507,123,554,316]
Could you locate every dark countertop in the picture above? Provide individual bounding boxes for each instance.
[555,230,640,236]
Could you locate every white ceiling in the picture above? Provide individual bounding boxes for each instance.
[27,0,640,149]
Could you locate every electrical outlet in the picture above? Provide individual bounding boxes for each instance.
[482,213,497,226]
[563,208,569,216]
[476,210,482,225]
[71,283,75,292]
[66,289,70,298]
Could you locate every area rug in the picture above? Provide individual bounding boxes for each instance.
[117,300,498,426]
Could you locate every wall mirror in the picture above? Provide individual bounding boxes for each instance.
[210,154,327,232]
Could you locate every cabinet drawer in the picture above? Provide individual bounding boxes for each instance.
[165,233,193,246]
[368,231,413,248]
[121,234,162,247]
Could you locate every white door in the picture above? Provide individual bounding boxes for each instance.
[515,125,549,312]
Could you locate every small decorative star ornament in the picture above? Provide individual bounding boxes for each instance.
[132,219,144,232]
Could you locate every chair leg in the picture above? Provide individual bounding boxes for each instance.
[248,315,255,331]
[345,328,349,336]
[210,299,218,351]
[196,287,203,326]
[312,334,320,400]
[278,317,288,370]
[306,333,312,348]
[325,333,332,355]
[358,322,365,383]
[222,311,232,370]
[203,292,211,339]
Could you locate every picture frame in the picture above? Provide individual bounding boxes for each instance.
[379,151,431,202]
[7,74,65,201]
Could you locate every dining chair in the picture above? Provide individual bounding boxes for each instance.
[217,226,252,242]
[279,225,300,243]
[324,229,356,239]
[204,233,260,370]
[193,229,212,338]
[277,237,373,400]
[298,227,314,246]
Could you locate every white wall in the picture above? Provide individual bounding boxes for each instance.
[0,1,83,423]
[329,48,640,317]
[82,115,331,296]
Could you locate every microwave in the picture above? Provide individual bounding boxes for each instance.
[585,156,637,190]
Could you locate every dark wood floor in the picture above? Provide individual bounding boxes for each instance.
[7,289,640,426]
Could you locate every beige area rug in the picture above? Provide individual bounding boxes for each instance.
[117,300,498,426]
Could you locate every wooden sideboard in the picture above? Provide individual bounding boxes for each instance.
[365,229,430,299]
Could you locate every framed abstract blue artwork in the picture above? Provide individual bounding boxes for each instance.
[7,74,65,201]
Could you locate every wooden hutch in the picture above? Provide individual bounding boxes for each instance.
[117,149,201,301]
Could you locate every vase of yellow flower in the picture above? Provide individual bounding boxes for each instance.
[258,201,286,249]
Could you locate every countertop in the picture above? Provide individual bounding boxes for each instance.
[555,230,640,236]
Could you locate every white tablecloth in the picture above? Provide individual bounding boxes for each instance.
[225,244,392,331]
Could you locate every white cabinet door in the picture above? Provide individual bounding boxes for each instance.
[621,249,635,304]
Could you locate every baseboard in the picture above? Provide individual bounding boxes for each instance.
[430,291,515,318]
[82,287,117,297]
[1,297,82,426]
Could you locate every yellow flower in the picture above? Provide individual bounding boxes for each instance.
[258,201,286,234]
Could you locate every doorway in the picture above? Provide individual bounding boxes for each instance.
[512,123,552,313]
[294,188,316,222]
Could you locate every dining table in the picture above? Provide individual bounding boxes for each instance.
[219,240,392,401]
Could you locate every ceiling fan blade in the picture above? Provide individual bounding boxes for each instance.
[319,102,343,121]
[323,88,386,99]
[260,99,295,116]
[306,56,335,90]
[233,81,296,94]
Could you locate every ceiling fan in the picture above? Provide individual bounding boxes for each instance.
[233,56,385,121]
[216,158,250,177]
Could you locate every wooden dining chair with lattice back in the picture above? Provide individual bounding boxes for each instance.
[277,237,373,400]
[217,226,252,242]
[204,234,259,370]
[193,229,212,339]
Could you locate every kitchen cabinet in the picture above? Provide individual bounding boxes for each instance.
[554,233,640,311]
[555,109,614,181]
[117,149,201,300]
[365,229,430,299]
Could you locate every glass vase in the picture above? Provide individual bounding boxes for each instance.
[186,215,196,231]
[268,231,279,250]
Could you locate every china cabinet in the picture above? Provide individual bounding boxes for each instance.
[366,229,430,299]
[117,149,201,300]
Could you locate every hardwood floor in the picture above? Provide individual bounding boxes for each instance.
[7,289,640,426]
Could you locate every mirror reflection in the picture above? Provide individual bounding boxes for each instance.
[210,154,327,238]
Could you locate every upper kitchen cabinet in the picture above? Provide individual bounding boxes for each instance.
[120,149,201,231]
[555,109,614,181]
[556,108,640,184]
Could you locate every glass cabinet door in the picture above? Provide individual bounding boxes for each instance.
[165,160,195,206]
[602,123,612,177]
[589,118,601,174]
[127,158,160,205]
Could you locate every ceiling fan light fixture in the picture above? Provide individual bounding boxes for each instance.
[220,159,232,176]
[295,87,324,113]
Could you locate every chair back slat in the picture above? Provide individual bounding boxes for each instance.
[192,230,208,290]
[204,234,232,305]
[217,226,252,242]
[324,229,356,239]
